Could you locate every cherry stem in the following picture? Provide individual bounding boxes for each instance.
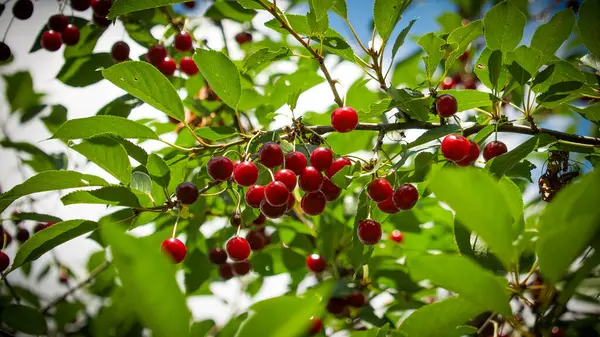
[171,209,181,238]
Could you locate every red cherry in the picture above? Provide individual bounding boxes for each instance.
[325,157,351,178]
[390,230,404,243]
[286,193,296,211]
[158,56,176,76]
[232,260,251,275]
[367,178,393,202]
[61,24,80,46]
[234,161,258,186]
[92,0,112,17]
[184,1,196,9]
[59,271,69,284]
[459,50,470,62]
[41,31,62,52]
[346,291,366,308]
[161,238,187,264]
[331,106,358,133]
[326,298,347,315]
[49,14,69,32]
[226,237,251,261]
[310,147,333,171]
[92,14,111,28]
[274,169,297,191]
[176,182,199,205]
[253,212,266,225]
[208,248,228,265]
[207,156,234,181]
[301,191,327,216]
[12,0,33,20]
[260,200,287,219]
[246,230,266,251]
[245,185,265,208]
[175,31,193,51]
[16,227,29,243]
[320,178,341,202]
[34,222,55,233]
[265,181,290,206]
[299,167,324,192]
[483,141,508,161]
[440,77,455,90]
[393,184,418,210]
[0,251,9,272]
[456,141,480,166]
[111,41,130,62]
[259,142,283,168]
[551,327,564,337]
[306,254,326,273]
[308,316,323,336]
[435,94,458,117]
[0,42,11,61]
[235,32,252,45]
[441,134,470,162]
[464,78,477,90]
[146,45,167,66]
[71,0,91,11]
[284,151,307,175]
[377,197,399,214]
[230,214,242,227]
[357,219,382,245]
[219,263,234,280]
[179,56,198,76]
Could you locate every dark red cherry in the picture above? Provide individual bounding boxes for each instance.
[274,169,297,191]
[253,212,266,225]
[357,219,382,245]
[176,182,199,205]
[326,298,347,315]
[34,222,55,233]
[551,327,564,337]
[298,167,323,192]
[92,13,111,28]
[12,0,33,20]
[456,141,480,166]
[161,238,187,264]
[232,260,251,275]
[71,0,90,11]
[435,94,458,117]
[367,178,393,202]
[0,251,9,272]
[208,248,228,265]
[258,142,283,168]
[219,263,234,280]
[320,178,341,202]
[331,106,358,133]
[306,253,326,273]
[0,42,11,62]
[245,185,265,208]
[308,316,323,336]
[49,14,69,32]
[346,291,366,308]
[179,56,198,76]
[284,151,307,175]
[16,228,29,243]
[175,31,193,51]
[61,24,80,46]
[246,230,266,251]
[146,45,167,66]
[92,0,112,17]
[325,157,351,178]
[377,197,399,214]
[440,77,455,90]
[392,184,418,210]
[226,237,251,261]
[265,181,290,207]
[260,200,287,219]
[310,147,333,171]
[483,141,508,161]
[207,156,234,181]
[301,191,327,216]
[230,214,242,227]
[42,31,62,51]
[235,32,252,45]
[184,1,196,9]
[286,193,296,211]
[111,41,130,62]
[390,230,404,243]
[441,134,470,162]
[234,161,258,186]
[158,56,176,76]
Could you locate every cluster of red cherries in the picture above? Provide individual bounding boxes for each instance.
[0,217,57,272]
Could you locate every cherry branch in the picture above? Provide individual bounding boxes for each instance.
[1,272,21,304]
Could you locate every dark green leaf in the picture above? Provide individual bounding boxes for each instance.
[408,125,460,148]
[42,104,68,134]
[474,48,509,90]
[1,304,47,334]
[12,212,62,223]
[97,94,143,117]
[3,71,44,113]
[387,88,431,121]
[0,138,56,172]
[57,53,113,87]
[52,115,159,140]
[109,0,189,19]
[569,103,600,122]
[472,125,495,145]
[194,126,238,141]
[205,1,256,22]
[391,19,417,62]
[530,8,575,62]
[64,22,105,59]
[417,32,445,80]
[373,0,412,41]
[578,0,600,57]
[243,47,291,72]
[61,186,140,207]
[488,50,502,90]
[445,20,483,69]
[71,135,132,184]
[194,49,241,109]
[483,1,527,52]
[147,154,171,189]
[184,249,212,294]
[191,320,216,336]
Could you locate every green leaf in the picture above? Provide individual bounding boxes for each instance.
[578,0,600,57]
[373,0,411,41]
[191,320,216,336]
[64,21,106,59]
[309,0,334,21]
[488,50,503,90]
[580,53,600,72]
[387,88,431,121]
[97,94,143,117]
[205,1,256,22]
[53,116,158,140]
[194,126,237,141]
[147,154,170,189]
[332,0,347,19]
[57,53,114,87]
[42,104,68,134]
[243,47,291,72]
[486,134,556,178]
[569,103,600,122]
[417,32,445,80]
[408,125,460,148]
[194,49,241,109]
[61,186,140,207]
[1,304,47,334]
[30,17,88,53]
[109,0,190,19]
[10,220,98,272]
[350,188,370,269]
[307,6,329,36]
[474,48,508,90]
[0,138,57,172]
[409,254,511,314]
[530,8,575,62]
[437,89,493,111]
[3,71,44,113]
[184,249,212,294]
[506,46,544,80]
[12,212,62,223]
[536,169,600,284]
[483,1,527,52]
[472,125,495,146]
[131,171,153,196]
[391,19,417,62]
[71,136,132,184]
[101,221,191,337]
[237,0,268,10]
[103,61,185,121]
[428,168,516,267]
[445,20,483,69]
[392,51,424,88]
[0,171,108,213]
[399,297,483,337]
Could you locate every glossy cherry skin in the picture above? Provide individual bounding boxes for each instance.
[441,134,470,162]
[93,14,111,28]
[325,157,351,178]
[71,0,91,11]
[234,161,259,186]
[175,31,193,51]
[179,56,198,76]
[393,184,418,210]
[0,42,11,61]
[306,254,326,273]
[299,167,324,192]
[246,230,266,251]
[326,298,347,315]
[259,142,284,168]
[207,156,234,181]
[232,260,251,275]
[310,147,333,171]
[483,141,508,161]
[265,181,290,206]
[111,41,130,62]
[0,251,9,272]
[208,247,228,265]
[274,169,297,191]
[308,316,323,336]
[377,197,400,214]
[301,191,327,216]
[440,77,455,90]
[226,237,251,261]
[92,0,112,17]
[286,193,296,211]
[34,222,55,233]
[331,106,358,133]
[61,24,80,46]
[367,178,393,202]
[176,182,199,205]
[390,230,404,243]
[235,32,252,45]
[550,327,564,337]
[230,214,242,227]
[436,94,458,117]
[146,45,167,65]
[357,219,382,245]
[49,14,69,32]
[219,263,234,280]
[158,56,176,76]
[42,31,62,52]
[346,291,366,308]
[12,0,33,20]
[253,212,266,225]
[456,141,480,166]
[260,199,287,219]
[284,151,307,175]
[245,185,265,208]
[161,238,187,264]
[16,227,29,243]
[320,178,341,202]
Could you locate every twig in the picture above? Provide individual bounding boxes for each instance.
[215,20,230,56]
[1,272,21,304]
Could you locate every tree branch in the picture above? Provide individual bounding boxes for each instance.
[1,272,21,304]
